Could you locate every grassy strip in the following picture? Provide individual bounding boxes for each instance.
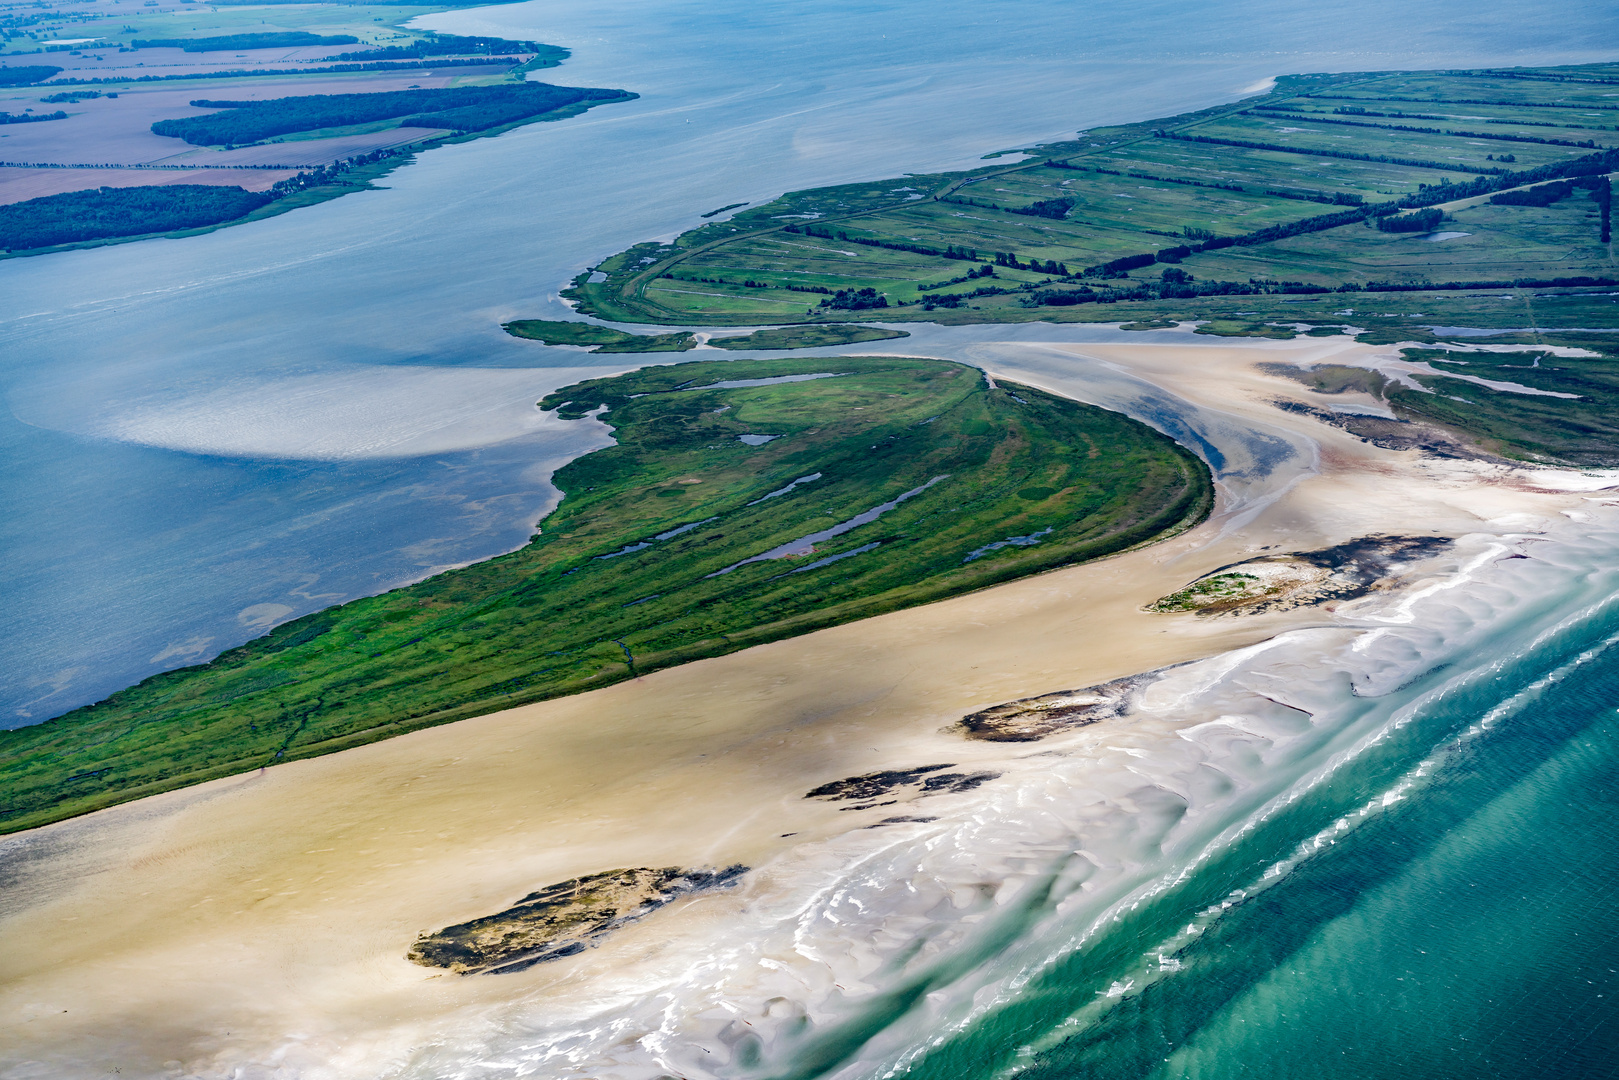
[708,325,909,350]
[503,319,695,352]
[0,356,1211,834]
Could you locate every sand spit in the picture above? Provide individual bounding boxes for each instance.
[1,336,1615,1078]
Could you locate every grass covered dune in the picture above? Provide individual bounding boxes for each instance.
[0,356,1209,834]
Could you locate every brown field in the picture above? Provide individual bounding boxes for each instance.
[0,68,488,199]
[0,164,298,205]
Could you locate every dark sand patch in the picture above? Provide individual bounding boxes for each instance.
[407,866,747,975]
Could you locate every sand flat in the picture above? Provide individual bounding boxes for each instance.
[0,337,1601,1075]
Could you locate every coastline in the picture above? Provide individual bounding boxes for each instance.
[0,91,638,260]
[3,335,1613,1076]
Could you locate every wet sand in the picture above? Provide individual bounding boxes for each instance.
[1,336,1608,1076]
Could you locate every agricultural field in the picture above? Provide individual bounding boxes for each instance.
[0,0,632,250]
[0,356,1211,834]
[570,64,1618,329]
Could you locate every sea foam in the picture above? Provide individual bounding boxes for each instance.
[365,508,1619,1080]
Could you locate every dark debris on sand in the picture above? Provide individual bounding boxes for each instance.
[407,864,746,975]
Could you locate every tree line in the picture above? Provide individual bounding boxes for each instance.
[153,83,632,146]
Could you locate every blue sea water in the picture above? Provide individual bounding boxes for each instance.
[1,0,1613,723]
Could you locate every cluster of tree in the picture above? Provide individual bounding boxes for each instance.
[0,184,273,251]
[941,244,979,261]
[1491,180,1578,207]
[259,144,411,199]
[1010,197,1074,219]
[1356,275,1619,292]
[153,83,629,145]
[1317,91,1619,111]
[920,284,1012,310]
[992,251,1068,274]
[1024,276,1332,307]
[1155,244,1192,263]
[51,57,516,87]
[1466,69,1619,87]
[0,109,65,124]
[131,33,359,51]
[1157,131,1503,176]
[327,34,561,63]
[0,65,60,86]
[1090,165,1245,193]
[819,287,888,311]
[1375,207,1444,232]
[1251,109,1603,149]
[1091,252,1156,275]
[1396,147,1618,210]
[1486,176,1609,238]
[1263,187,1365,205]
[1484,153,1517,162]
[937,195,1002,211]
[919,264,996,291]
[784,282,832,294]
[792,225,962,261]
[41,89,111,102]
[663,273,732,285]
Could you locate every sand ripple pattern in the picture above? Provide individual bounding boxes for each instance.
[383,514,1619,1080]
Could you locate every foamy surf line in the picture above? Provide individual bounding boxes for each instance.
[365,509,1619,1080]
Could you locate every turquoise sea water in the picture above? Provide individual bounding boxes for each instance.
[365,528,1619,1080]
[914,569,1619,1080]
[1,0,1614,723]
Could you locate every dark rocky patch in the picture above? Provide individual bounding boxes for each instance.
[407,865,745,975]
[805,764,957,802]
[958,676,1149,742]
[806,764,1003,808]
[1271,399,1485,457]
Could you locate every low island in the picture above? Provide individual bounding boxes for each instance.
[564,62,1617,337]
[0,356,1210,833]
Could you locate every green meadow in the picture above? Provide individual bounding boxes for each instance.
[567,64,1618,331]
[0,356,1210,833]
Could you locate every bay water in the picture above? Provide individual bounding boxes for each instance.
[1,0,1610,722]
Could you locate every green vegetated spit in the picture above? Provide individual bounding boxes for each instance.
[0,357,1210,833]
[568,62,1619,334]
[502,320,909,353]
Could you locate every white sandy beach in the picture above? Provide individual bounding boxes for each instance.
[3,336,1613,1079]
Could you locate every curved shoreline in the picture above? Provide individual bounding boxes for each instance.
[3,335,1613,1076]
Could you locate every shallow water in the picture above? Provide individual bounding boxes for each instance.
[2,0,1612,722]
[373,514,1619,1080]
